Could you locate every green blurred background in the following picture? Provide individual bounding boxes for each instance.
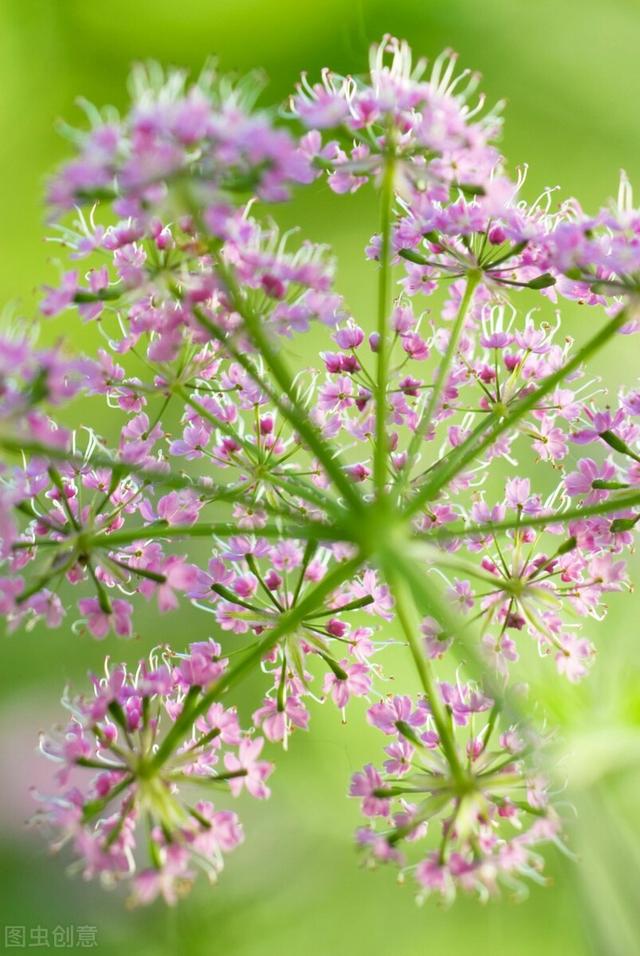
[1,1,640,954]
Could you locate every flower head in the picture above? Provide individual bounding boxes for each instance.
[33,646,272,905]
[352,687,560,902]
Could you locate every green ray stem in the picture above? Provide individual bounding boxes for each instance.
[190,301,361,514]
[384,563,466,786]
[151,554,363,768]
[373,150,396,499]
[404,306,631,518]
[395,269,480,501]
[422,489,640,542]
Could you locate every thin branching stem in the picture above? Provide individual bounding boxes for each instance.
[373,149,397,499]
[404,307,631,517]
[395,270,480,501]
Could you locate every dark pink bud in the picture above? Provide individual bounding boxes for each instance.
[327,618,347,637]
[504,352,520,371]
[399,376,420,396]
[260,416,274,435]
[345,463,371,483]
[355,389,371,412]
[341,354,361,373]
[322,352,344,373]
[264,569,282,590]
[480,557,498,574]
[261,274,286,299]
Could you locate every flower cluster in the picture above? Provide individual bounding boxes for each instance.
[47,61,313,217]
[45,207,346,360]
[1,37,639,908]
[352,686,559,902]
[203,536,392,736]
[538,172,640,317]
[291,37,502,196]
[0,333,97,448]
[33,644,271,905]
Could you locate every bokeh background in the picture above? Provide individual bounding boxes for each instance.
[1,1,640,954]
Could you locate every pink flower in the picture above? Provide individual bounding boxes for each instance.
[416,854,448,893]
[383,738,414,775]
[195,703,242,746]
[367,696,426,735]
[156,490,203,525]
[8,35,640,913]
[318,376,354,412]
[572,409,627,445]
[446,579,474,612]
[155,557,201,612]
[77,597,133,639]
[334,323,365,349]
[401,332,429,361]
[555,633,594,682]
[252,696,309,742]
[349,764,389,817]
[505,477,532,510]
[169,423,210,459]
[565,458,616,503]
[323,660,371,708]
[34,648,263,904]
[41,271,78,316]
[176,640,227,688]
[531,418,568,461]
[224,738,273,799]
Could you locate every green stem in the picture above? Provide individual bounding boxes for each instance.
[407,416,489,489]
[291,538,317,606]
[479,703,500,755]
[174,383,260,465]
[424,489,640,541]
[47,466,80,531]
[169,769,248,784]
[396,270,480,500]
[210,583,263,614]
[404,307,630,518]
[16,550,78,605]
[175,381,342,516]
[82,774,134,822]
[0,435,257,499]
[270,472,341,515]
[151,554,363,768]
[386,547,525,728]
[5,437,326,527]
[106,555,167,584]
[307,594,374,617]
[373,151,396,499]
[193,286,362,511]
[87,517,344,551]
[384,565,466,786]
[246,553,285,611]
